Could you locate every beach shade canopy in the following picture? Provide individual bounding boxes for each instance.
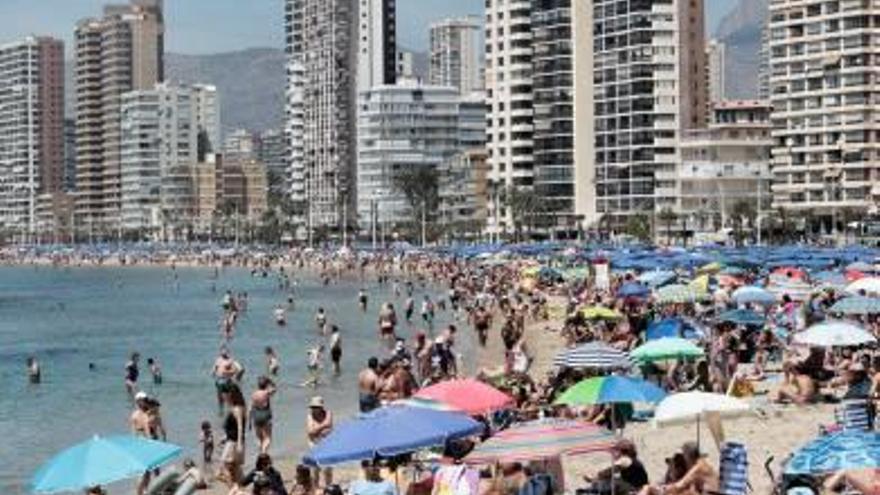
[793,321,876,348]
[413,378,514,415]
[655,284,709,304]
[654,392,751,426]
[846,277,880,296]
[303,406,483,467]
[31,435,182,494]
[554,376,666,406]
[617,282,650,298]
[631,338,705,363]
[731,286,776,305]
[829,296,880,315]
[718,308,766,327]
[785,431,880,475]
[464,419,618,465]
[580,306,623,320]
[553,342,633,371]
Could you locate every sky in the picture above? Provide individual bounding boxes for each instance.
[0,0,736,55]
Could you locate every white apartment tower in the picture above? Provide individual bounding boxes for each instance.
[593,0,707,224]
[429,17,484,95]
[707,39,727,103]
[284,0,306,229]
[284,0,359,233]
[357,0,397,93]
[192,84,220,160]
[485,0,534,235]
[0,36,64,238]
[119,83,199,235]
[769,0,880,223]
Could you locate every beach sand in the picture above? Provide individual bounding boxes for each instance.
[203,298,835,494]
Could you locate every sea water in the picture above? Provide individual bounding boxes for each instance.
[0,265,470,493]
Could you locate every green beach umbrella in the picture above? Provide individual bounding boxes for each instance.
[655,284,709,304]
[630,337,704,363]
[554,376,666,406]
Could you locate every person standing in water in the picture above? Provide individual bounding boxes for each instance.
[250,375,277,454]
[358,288,368,312]
[265,346,280,377]
[147,358,163,385]
[315,307,327,335]
[26,356,41,384]
[212,348,241,413]
[125,352,140,399]
[358,358,380,413]
[273,305,287,326]
[329,325,343,375]
[303,344,324,388]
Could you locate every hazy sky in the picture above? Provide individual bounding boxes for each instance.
[0,0,736,54]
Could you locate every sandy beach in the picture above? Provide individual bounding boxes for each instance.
[198,293,835,495]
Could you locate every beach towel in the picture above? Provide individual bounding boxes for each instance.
[717,441,749,495]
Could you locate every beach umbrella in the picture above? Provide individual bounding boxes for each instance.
[31,435,182,494]
[638,270,677,288]
[554,376,666,406]
[413,378,514,415]
[846,261,875,273]
[846,277,880,295]
[646,318,693,341]
[731,286,775,305]
[303,406,483,467]
[464,419,617,464]
[655,284,708,304]
[553,342,633,370]
[768,278,813,302]
[771,266,807,280]
[580,306,623,320]
[392,397,457,412]
[814,271,848,290]
[793,321,876,348]
[697,262,723,275]
[829,296,880,315]
[654,392,751,449]
[630,338,705,363]
[717,308,766,327]
[785,431,880,475]
[617,282,650,298]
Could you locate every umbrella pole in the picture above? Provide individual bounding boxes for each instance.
[696,414,701,451]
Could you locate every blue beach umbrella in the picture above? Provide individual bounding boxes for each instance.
[31,435,182,494]
[718,308,766,327]
[732,286,776,305]
[618,282,650,298]
[829,296,880,315]
[785,431,880,475]
[646,318,683,340]
[303,406,483,467]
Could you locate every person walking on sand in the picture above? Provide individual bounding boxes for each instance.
[250,375,277,455]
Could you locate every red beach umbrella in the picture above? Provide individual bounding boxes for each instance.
[415,378,514,415]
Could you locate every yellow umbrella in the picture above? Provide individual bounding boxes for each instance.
[689,275,710,293]
[697,262,722,275]
[521,266,541,278]
[580,306,623,320]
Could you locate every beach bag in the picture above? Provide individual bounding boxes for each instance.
[834,399,871,431]
[716,441,749,495]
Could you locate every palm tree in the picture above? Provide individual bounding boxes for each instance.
[391,165,439,245]
[657,207,677,245]
[731,200,756,246]
[505,186,545,242]
[624,214,651,243]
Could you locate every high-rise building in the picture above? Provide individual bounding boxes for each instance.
[707,39,727,103]
[192,84,220,161]
[429,16,483,95]
[438,149,490,236]
[119,83,197,235]
[531,0,596,235]
[485,0,534,236]
[74,0,164,235]
[64,118,77,192]
[223,129,260,162]
[758,24,771,101]
[593,0,707,224]
[769,0,880,223]
[285,0,358,233]
[357,0,397,93]
[0,36,65,237]
[356,81,484,228]
[259,129,288,193]
[396,50,416,80]
[284,0,306,235]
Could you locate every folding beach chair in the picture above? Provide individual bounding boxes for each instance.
[710,441,749,495]
[833,399,871,432]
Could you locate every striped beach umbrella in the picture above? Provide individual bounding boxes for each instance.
[464,419,617,464]
[655,284,708,304]
[829,296,880,315]
[553,342,633,370]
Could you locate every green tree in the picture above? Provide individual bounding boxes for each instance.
[505,186,547,242]
[731,200,756,246]
[624,214,651,243]
[658,207,678,245]
[391,165,440,245]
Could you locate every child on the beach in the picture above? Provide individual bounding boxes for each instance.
[199,420,214,464]
[303,344,324,388]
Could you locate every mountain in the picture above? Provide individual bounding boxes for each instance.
[166,47,285,134]
[714,0,769,100]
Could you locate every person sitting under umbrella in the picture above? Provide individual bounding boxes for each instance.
[823,468,880,495]
[637,442,718,495]
[582,439,648,495]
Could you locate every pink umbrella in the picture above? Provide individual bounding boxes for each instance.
[414,378,514,415]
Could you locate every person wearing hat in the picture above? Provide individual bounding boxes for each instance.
[306,396,334,486]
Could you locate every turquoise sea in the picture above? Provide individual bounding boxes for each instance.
[0,266,470,493]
